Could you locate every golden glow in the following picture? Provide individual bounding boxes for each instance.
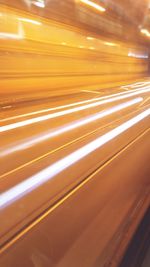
[0,5,148,98]
[79,0,106,12]
[0,3,149,117]
[61,42,67,45]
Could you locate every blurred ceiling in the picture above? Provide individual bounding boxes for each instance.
[104,0,149,25]
[0,0,150,42]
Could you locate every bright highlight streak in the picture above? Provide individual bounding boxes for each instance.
[18,18,41,25]
[130,82,150,88]
[128,52,148,59]
[0,22,24,40]
[0,32,22,40]
[121,82,150,90]
[80,0,106,12]
[2,85,150,123]
[0,108,149,209]
[104,42,117,47]
[87,36,94,40]
[32,1,45,8]
[1,98,142,156]
[1,87,150,132]
[140,28,150,37]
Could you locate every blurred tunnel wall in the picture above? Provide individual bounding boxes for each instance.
[0,0,150,104]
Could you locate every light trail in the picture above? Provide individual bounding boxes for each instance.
[18,17,41,25]
[1,84,150,123]
[79,0,106,12]
[1,87,150,132]
[1,98,142,156]
[0,108,149,209]
[121,82,150,89]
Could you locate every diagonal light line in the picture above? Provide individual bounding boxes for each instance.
[1,85,150,123]
[1,98,143,156]
[1,88,150,132]
[80,0,106,12]
[0,108,149,209]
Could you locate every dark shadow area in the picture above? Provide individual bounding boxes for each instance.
[119,206,150,267]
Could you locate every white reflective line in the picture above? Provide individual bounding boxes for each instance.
[18,18,41,25]
[121,82,150,90]
[1,87,150,132]
[0,32,22,40]
[2,85,150,123]
[0,108,149,209]
[130,82,150,88]
[80,0,106,12]
[2,105,12,109]
[1,98,142,156]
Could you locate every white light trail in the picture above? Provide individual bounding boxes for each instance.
[32,0,45,8]
[141,28,150,37]
[130,82,150,88]
[1,87,150,132]
[0,32,22,40]
[0,108,149,209]
[80,0,106,12]
[18,18,41,25]
[104,42,118,47]
[86,36,94,40]
[1,98,142,156]
[128,52,148,59]
[0,21,24,40]
[2,85,150,123]
[122,82,150,90]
